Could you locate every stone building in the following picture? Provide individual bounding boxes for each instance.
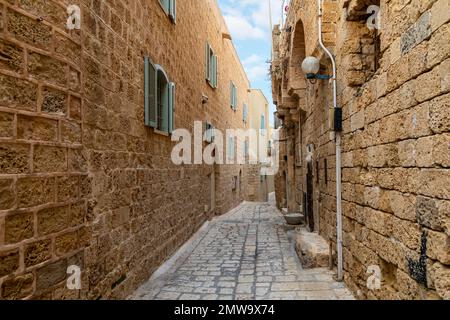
[271,0,449,299]
[0,0,254,299]
[245,89,274,202]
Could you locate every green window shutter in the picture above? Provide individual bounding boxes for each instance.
[231,84,237,110]
[230,81,236,109]
[211,55,216,88]
[161,80,168,133]
[144,56,157,128]
[160,0,170,12]
[206,43,210,81]
[169,0,176,22]
[169,82,175,133]
[216,55,219,88]
[243,104,247,123]
[232,86,235,109]
[230,81,233,107]
[213,55,218,88]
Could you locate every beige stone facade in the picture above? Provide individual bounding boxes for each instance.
[245,89,273,202]
[272,0,450,299]
[0,0,254,299]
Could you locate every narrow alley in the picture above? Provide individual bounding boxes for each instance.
[131,194,354,300]
[0,0,449,303]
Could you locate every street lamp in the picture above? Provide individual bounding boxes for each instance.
[302,57,333,83]
[301,56,332,83]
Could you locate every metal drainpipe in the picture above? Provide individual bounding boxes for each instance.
[317,0,343,281]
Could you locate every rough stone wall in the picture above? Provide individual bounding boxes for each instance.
[0,0,251,299]
[272,0,450,300]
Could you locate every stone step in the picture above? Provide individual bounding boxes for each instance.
[295,229,330,269]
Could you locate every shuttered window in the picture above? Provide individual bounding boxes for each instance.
[260,114,266,136]
[159,0,176,23]
[159,0,169,11]
[144,57,157,128]
[168,82,175,133]
[206,42,218,88]
[205,122,215,143]
[230,81,237,110]
[169,0,176,22]
[144,56,174,134]
[243,104,248,123]
[156,69,169,132]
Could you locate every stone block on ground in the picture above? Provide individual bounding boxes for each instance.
[295,229,330,269]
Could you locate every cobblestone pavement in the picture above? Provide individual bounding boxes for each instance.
[131,194,354,300]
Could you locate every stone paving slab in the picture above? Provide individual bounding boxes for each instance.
[130,194,354,300]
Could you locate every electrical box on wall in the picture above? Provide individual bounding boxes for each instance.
[329,108,343,132]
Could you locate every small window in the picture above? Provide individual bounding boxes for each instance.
[157,70,169,132]
[243,104,248,123]
[144,56,175,134]
[324,158,328,185]
[206,43,218,88]
[260,114,266,135]
[205,122,215,143]
[230,81,237,110]
[159,0,176,23]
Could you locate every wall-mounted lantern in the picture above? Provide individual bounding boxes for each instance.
[301,56,332,83]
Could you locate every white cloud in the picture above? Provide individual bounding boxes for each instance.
[220,0,283,40]
[246,65,268,81]
[242,54,269,83]
[252,0,281,29]
[243,54,264,65]
[223,15,266,40]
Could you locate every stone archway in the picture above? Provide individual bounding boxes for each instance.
[288,19,307,99]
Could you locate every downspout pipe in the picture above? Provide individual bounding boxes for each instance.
[317,0,343,282]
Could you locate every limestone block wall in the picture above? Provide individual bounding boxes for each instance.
[272,0,450,300]
[0,0,251,299]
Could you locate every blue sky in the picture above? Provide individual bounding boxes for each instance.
[217,0,283,127]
